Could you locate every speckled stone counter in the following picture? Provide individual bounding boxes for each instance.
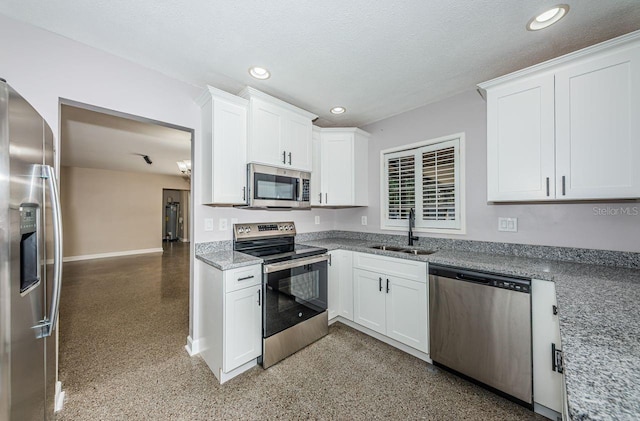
[299,238,640,421]
[195,250,262,270]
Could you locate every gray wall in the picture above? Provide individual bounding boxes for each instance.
[335,90,639,253]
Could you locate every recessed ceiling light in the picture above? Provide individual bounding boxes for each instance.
[330,106,346,115]
[527,5,569,31]
[248,66,270,80]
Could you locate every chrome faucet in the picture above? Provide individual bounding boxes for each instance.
[408,208,419,246]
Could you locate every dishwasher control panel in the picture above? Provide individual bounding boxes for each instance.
[491,280,530,293]
[429,265,531,294]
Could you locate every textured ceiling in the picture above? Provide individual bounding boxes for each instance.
[3,1,640,127]
[61,105,191,176]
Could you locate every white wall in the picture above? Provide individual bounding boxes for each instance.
[336,90,639,253]
[61,167,190,257]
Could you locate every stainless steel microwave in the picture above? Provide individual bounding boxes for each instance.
[247,163,311,208]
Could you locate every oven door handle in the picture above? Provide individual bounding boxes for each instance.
[263,254,330,273]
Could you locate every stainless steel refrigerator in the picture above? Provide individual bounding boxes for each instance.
[0,79,63,420]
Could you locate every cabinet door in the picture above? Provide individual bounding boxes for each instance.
[247,98,284,167]
[224,286,262,372]
[327,250,340,320]
[284,112,313,171]
[385,277,428,353]
[212,98,247,204]
[555,45,640,199]
[321,132,354,205]
[327,250,354,321]
[353,269,386,334]
[532,279,563,413]
[338,252,354,321]
[486,74,556,201]
[310,128,323,206]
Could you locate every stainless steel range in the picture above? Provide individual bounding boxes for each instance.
[233,222,329,368]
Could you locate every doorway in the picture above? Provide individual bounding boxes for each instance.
[57,100,194,411]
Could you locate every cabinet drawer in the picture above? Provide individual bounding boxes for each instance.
[353,252,426,282]
[224,264,262,293]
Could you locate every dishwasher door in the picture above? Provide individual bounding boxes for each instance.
[429,266,532,405]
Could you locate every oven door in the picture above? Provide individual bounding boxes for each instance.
[263,254,329,338]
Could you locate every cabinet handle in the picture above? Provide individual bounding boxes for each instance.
[378,277,382,292]
[282,151,286,164]
[325,193,328,204]
[386,278,390,294]
[288,152,292,165]
[562,176,566,196]
[257,289,261,306]
[238,275,254,282]
[545,177,550,197]
[242,186,246,201]
[319,193,322,204]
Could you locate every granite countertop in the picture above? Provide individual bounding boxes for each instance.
[195,238,640,420]
[195,250,262,270]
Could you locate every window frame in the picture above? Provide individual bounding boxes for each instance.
[379,132,466,235]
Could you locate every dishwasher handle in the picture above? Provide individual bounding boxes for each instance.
[456,272,490,284]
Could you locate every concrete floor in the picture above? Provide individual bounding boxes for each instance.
[56,241,543,420]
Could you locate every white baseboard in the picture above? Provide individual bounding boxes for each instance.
[62,248,163,262]
[330,316,432,364]
[185,335,200,356]
[54,381,65,412]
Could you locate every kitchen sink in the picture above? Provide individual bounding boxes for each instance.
[370,245,405,252]
[369,245,436,255]
[401,249,436,255]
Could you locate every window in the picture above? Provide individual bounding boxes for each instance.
[381,133,465,233]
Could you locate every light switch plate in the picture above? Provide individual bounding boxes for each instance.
[219,218,228,231]
[498,217,518,232]
[204,218,214,232]
[315,216,320,225]
[361,216,368,225]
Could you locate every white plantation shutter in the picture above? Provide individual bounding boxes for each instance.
[386,152,415,225]
[383,136,462,230]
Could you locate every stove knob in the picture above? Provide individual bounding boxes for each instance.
[245,227,251,233]
[289,224,294,230]
[279,226,284,230]
[238,227,244,234]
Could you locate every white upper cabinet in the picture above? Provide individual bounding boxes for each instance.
[481,33,640,202]
[310,126,322,206]
[240,87,316,171]
[315,127,369,207]
[486,74,556,201]
[555,46,640,200]
[197,86,248,205]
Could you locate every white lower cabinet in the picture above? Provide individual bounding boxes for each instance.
[353,269,386,333]
[224,285,262,372]
[385,276,427,351]
[352,253,428,354]
[532,279,565,416]
[327,250,353,321]
[198,261,262,384]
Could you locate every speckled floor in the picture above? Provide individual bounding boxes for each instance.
[56,242,543,420]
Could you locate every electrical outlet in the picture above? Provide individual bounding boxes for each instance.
[219,218,228,231]
[314,216,320,225]
[361,216,368,225]
[498,217,518,232]
[204,218,214,232]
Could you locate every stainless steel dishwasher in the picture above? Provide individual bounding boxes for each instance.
[429,265,533,407]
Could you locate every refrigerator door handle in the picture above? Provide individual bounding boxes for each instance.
[36,165,63,338]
